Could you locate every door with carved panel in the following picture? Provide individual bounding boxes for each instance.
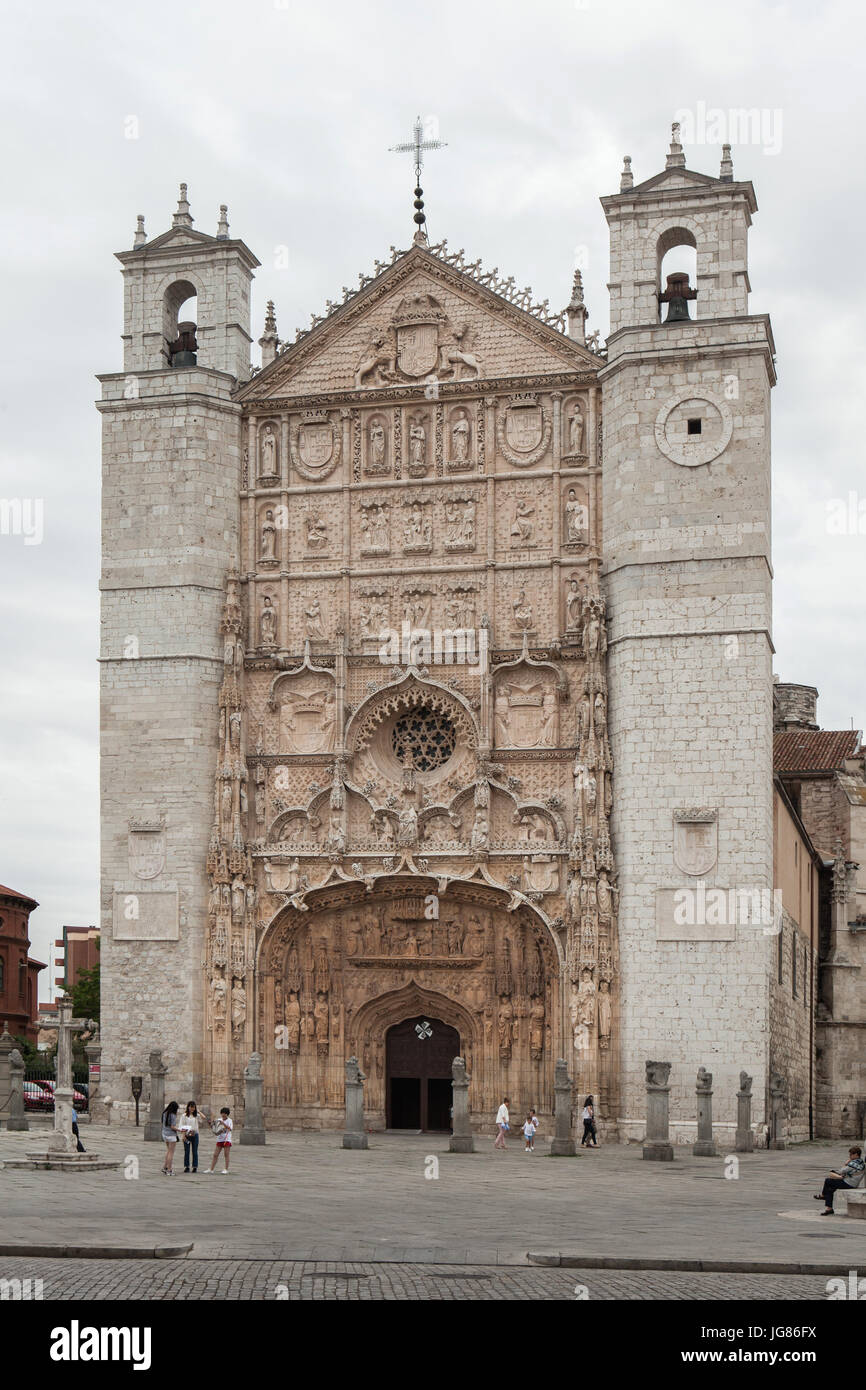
[386,1015,459,1132]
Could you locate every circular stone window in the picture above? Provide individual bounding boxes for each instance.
[654,388,733,467]
[390,706,456,772]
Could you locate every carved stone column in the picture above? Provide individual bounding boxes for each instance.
[7,1048,28,1131]
[342,1056,368,1149]
[449,1056,474,1152]
[144,1049,168,1142]
[736,1070,754,1152]
[768,1072,787,1150]
[550,1057,576,1155]
[0,1023,13,1123]
[239,1052,266,1145]
[643,1060,674,1161]
[693,1066,718,1156]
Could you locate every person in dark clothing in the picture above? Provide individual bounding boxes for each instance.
[580,1095,598,1148]
[814,1146,864,1214]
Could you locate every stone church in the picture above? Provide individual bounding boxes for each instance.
[99,126,784,1142]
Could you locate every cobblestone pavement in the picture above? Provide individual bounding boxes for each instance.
[2,1126,864,1268]
[0,1256,832,1301]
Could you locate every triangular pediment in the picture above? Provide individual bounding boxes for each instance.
[239,245,599,403]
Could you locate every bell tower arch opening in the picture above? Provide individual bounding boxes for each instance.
[163,278,198,366]
[657,227,697,323]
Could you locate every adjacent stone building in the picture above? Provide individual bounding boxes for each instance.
[98,128,832,1141]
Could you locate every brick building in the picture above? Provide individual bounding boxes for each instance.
[54,924,100,994]
[0,884,47,1046]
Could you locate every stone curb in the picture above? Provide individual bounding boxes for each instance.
[527,1252,860,1276]
[0,1244,193,1260]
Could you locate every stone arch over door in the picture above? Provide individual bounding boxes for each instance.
[255,875,563,1128]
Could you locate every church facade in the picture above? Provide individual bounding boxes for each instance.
[98,129,788,1142]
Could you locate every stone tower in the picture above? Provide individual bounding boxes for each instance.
[97,187,259,1101]
[600,128,776,1138]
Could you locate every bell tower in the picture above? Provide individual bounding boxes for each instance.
[97,187,259,1106]
[600,128,777,1140]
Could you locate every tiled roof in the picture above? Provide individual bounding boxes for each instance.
[774,730,861,773]
[0,883,38,906]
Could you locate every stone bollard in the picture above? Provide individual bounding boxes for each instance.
[240,1052,266,1146]
[84,1030,101,1122]
[0,1022,14,1124]
[693,1066,718,1156]
[7,1048,28,1131]
[342,1056,368,1149]
[143,1050,168,1142]
[768,1073,787,1150]
[550,1058,577,1156]
[643,1060,674,1161]
[448,1055,475,1153]
[735,1071,754,1153]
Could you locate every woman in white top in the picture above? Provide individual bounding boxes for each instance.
[494,1097,510,1150]
[179,1101,202,1174]
[580,1095,599,1148]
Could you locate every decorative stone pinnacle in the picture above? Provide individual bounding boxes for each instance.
[264,299,277,334]
[620,155,633,191]
[666,122,686,169]
[217,203,229,239]
[569,269,585,308]
[133,214,147,248]
[720,143,734,181]
[172,182,194,228]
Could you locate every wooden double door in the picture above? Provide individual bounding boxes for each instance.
[386,1016,460,1132]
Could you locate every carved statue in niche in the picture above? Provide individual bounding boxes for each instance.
[397,804,418,847]
[565,488,588,543]
[539,688,559,747]
[598,978,612,1049]
[285,992,301,1053]
[510,497,535,546]
[260,595,278,649]
[260,424,278,476]
[368,418,388,474]
[231,981,246,1040]
[594,691,607,738]
[231,874,245,922]
[403,500,431,551]
[408,418,427,475]
[304,597,327,640]
[260,509,277,562]
[513,589,533,631]
[286,945,302,994]
[254,764,266,823]
[576,967,596,1029]
[528,946,543,998]
[566,579,583,632]
[464,915,485,957]
[494,689,511,747]
[568,404,585,455]
[363,917,380,954]
[306,514,328,550]
[583,596,607,657]
[360,503,389,554]
[450,413,470,467]
[470,814,489,853]
[211,973,227,1032]
[447,921,464,956]
[220,776,232,832]
[497,997,513,1055]
[529,998,545,1060]
[346,916,363,955]
[314,996,329,1050]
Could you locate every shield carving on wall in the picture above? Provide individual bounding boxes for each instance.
[128,826,166,880]
[298,422,334,470]
[279,695,335,754]
[673,811,718,876]
[397,324,439,377]
[506,405,543,454]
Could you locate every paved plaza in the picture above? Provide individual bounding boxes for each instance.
[1,1123,864,1287]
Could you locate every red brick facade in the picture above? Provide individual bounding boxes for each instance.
[0,884,46,1045]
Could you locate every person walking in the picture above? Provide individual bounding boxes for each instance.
[523,1112,537,1153]
[580,1095,599,1148]
[814,1145,864,1214]
[528,1107,540,1152]
[179,1101,202,1174]
[206,1107,234,1173]
[494,1096,510,1150]
[161,1101,180,1174]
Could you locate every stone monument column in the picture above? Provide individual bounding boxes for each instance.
[84,1030,102,1119]
[642,1060,674,1161]
[0,1023,13,1123]
[144,1050,168,1142]
[7,1048,28,1131]
[550,1058,577,1156]
[342,1056,368,1150]
[693,1066,718,1156]
[735,1071,754,1153]
[768,1072,787,1150]
[239,1052,266,1146]
[448,1056,474,1153]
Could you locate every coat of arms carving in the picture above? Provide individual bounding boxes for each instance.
[393,294,446,378]
[128,819,166,880]
[291,411,342,481]
[673,809,718,876]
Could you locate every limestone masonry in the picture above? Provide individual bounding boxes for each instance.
[97,130,852,1142]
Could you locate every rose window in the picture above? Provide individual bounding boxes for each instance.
[390,706,456,772]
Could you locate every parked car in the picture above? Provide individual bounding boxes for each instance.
[39,1081,88,1108]
[23,1081,54,1111]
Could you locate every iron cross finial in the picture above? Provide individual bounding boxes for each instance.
[389,115,448,242]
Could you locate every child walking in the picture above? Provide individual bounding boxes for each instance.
[523,1112,537,1152]
[206,1107,233,1173]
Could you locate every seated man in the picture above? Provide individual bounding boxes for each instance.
[814,1145,864,1214]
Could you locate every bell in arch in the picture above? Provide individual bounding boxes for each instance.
[659,272,698,324]
[169,320,198,367]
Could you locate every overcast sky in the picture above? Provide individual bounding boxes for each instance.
[1,0,864,989]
